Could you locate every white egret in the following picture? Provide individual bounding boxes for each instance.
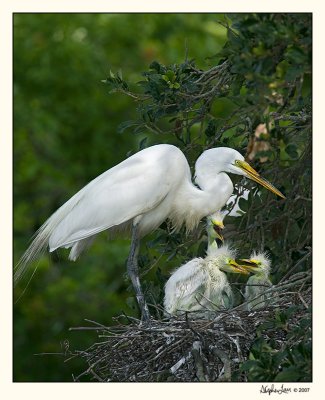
[15,144,285,321]
[164,212,249,316]
[240,252,274,311]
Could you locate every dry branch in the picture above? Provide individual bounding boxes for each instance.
[66,271,311,382]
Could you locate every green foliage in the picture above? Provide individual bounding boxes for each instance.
[14,13,311,382]
[103,57,232,144]
[240,306,311,382]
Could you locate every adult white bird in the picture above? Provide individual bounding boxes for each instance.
[240,251,275,311]
[164,212,248,316]
[15,144,285,321]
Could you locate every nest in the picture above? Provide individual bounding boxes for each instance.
[67,271,311,382]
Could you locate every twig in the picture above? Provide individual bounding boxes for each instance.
[228,335,244,363]
[279,252,311,283]
[210,347,232,381]
[191,341,206,382]
[297,292,309,310]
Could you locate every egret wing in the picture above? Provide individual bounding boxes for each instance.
[15,144,188,284]
[164,258,208,313]
[49,154,174,250]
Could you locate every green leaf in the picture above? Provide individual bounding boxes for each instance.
[149,61,164,73]
[285,144,299,159]
[117,120,140,134]
[238,197,248,212]
[162,75,170,83]
[274,367,301,382]
[205,119,219,137]
[165,70,176,81]
[138,137,148,150]
[240,360,258,371]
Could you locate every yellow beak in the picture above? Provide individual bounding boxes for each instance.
[227,259,250,275]
[236,160,286,199]
[236,258,260,273]
[212,223,224,242]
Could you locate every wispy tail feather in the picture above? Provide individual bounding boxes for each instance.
[14,188,87,285]
[14,217,55,285]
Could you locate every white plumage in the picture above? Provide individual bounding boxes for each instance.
[243,251,274,311]
[164,244,240,316]
[164,210,247,316]
[15,144,284,320]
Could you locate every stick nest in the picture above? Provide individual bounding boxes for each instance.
[68,271,311,382]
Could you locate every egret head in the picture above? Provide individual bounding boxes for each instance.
[207,210,227,243]
[208,244,250,275]
[238,251,272,275]
[196,147,285,199]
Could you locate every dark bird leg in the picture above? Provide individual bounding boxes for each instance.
[127,223,150,322]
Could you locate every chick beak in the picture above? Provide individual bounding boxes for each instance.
[213,224,224,242]
[227,259,251,275]
[236,259,260,273]
[236,160,286,199]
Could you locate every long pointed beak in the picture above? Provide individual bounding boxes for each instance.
[236,258,260,273]
[226,259,250,275]
[237,160,286,199]
[212,224,224,242]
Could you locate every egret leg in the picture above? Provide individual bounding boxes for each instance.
[127,223,150,321]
